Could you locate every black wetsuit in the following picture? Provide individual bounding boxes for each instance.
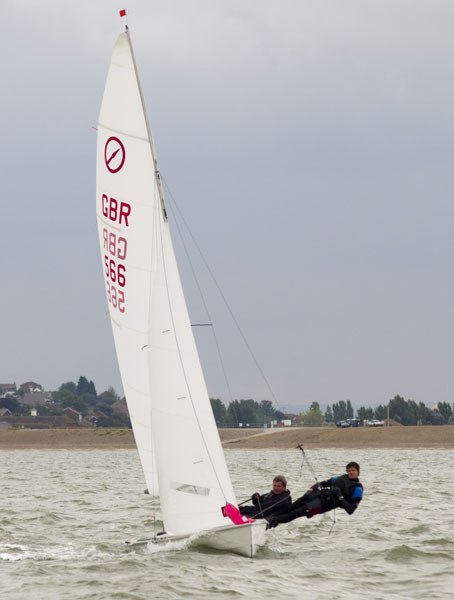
[240,489,292,518]
[267,474,363,526]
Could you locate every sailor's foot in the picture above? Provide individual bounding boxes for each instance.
[266,517,279,530]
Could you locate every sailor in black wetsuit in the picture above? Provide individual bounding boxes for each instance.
[266,462,363,528]
[240,475,291,519]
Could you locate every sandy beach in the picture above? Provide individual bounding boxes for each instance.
[1,425,454,450]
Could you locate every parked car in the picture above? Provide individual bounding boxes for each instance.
[366,419,384,427]
[336,420,351,428]
[346,418,361,427]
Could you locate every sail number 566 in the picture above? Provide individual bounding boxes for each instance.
[105,255,126,287]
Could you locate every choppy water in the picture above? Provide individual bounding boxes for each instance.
[2,448,454,599]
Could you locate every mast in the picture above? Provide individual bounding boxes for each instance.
[125,26,168,222]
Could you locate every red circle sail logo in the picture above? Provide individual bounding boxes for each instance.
[104,137,126,173]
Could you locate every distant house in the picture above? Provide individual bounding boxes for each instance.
[0,408,12,417]
[86,415,98,427]
[0,421,10,430]
[0,383,17,396]
[21,392,47,407]
[63,407,82,424]
[19,381,43,394]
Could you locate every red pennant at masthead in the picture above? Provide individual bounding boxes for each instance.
[119,9,127,17]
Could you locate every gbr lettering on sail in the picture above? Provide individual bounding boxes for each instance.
[101,195,131,314]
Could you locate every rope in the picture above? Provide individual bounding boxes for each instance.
[296,443,338,534]
[296,443,319,485]
[239,492,294,520]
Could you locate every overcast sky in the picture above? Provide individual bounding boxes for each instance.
[2,1,454,411]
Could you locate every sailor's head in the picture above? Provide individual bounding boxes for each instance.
[346,462,360,479]
[273,475,287,494]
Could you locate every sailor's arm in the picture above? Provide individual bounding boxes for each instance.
[337,485,363,515]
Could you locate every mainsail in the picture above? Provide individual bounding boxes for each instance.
[96,30,237,535]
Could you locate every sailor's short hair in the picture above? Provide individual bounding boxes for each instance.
[273,475,287,486]
[346,461,360,472]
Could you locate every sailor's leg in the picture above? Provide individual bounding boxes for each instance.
[266,503,309,528]
[276,504,308,523]
[239,505,257,517]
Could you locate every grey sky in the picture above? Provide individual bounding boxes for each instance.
[2,1,454,411]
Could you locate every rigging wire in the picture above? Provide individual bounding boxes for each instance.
[296,443,319,484]
[161,175,280,410]
[153,185,230,503]
[162,191,235,409]
[296,443,337,534]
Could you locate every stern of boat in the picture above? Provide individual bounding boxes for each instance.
[192,520,267,558]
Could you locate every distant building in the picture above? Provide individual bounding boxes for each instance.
[19,382,43,394]
[21,392,47,407]
[0,421,10,430]
[0,383,17,396]
[63,407,82,424]
[0,408,12,417]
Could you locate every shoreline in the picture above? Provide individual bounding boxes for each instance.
[0,425,454,450]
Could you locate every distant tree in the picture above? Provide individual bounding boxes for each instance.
[210,398,227,426]
[324,405,334,423]
[53,381,77,403]
[346,400,354,419]
[77,376,97,397]
[435,402,452,424]
[413,401,427,425]
[95,402,114,417]
[414,402,443,425]
[53,383,76,405]
[374,405,388,421]
[227,399,260,426]
[310,401,320,412]
[62,394,87,416]
[80,393,98,407]
[98,388,120,405]
[274,410,286,422]
[377,395,446,426]
[0,397,21,413]
[260,400,274,424]
[96,413,130,427]
[357,406,374,421]
[299,407,325,427]
[426,410,444,426]
[384,396,416,425]
[332,401,348,422]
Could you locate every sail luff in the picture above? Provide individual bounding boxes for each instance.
[125,28,168,223]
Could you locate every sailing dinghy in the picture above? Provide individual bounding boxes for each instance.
[96,26,267,558]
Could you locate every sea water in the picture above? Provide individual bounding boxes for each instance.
[1,448,454,599]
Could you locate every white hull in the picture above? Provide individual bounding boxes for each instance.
[126,521,267,558]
